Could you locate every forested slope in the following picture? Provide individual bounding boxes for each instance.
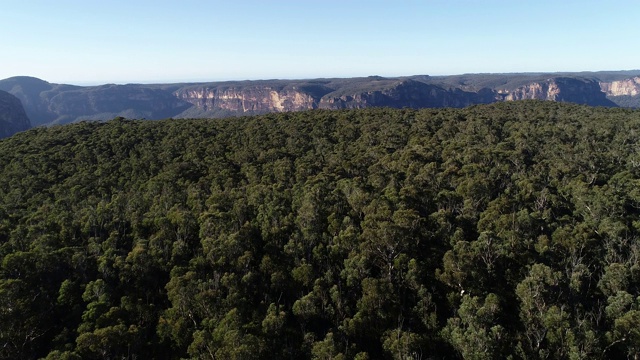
[1,101,640,359]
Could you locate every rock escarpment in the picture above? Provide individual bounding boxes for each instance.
[600,77,640,96]
[174,83,327,117]
[175,79,498,117]
[503,77,616,106]
[0,90,31,138]
[2,71,639,126]
[600,77,640,108]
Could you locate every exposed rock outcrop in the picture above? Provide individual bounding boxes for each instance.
[2,72,636,126]
[503,77,616,106]
[175,79,498,117]
[0,90,31,138]
[174,85,324,116]
[600,77,640,96]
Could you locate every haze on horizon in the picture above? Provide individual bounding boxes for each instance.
[1,0,638,85]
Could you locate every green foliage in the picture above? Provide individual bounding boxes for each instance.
[1,101,640,359]
[442,293,505,360]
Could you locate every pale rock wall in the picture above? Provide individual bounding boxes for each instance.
[505,81,561,101]
[174,87,317,113]
[600,77,640,96]
[504,78,615,106]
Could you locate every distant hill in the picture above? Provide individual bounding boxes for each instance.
[1,70,639,127]
[0,77,191,126]
[0,90,31,138]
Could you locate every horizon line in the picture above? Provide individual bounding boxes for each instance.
[2,69,640,87]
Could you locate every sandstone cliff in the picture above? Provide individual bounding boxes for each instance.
[503,77,616,106]
[173,83,329,117]
[2,71,637,126]
[600,77,640,96]
[174,79,497,117]
[0,90,31,138]
[599,77,640,108]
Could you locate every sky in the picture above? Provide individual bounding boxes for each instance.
[1,0,638,85]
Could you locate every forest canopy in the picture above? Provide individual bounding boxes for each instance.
[1,101,640,359]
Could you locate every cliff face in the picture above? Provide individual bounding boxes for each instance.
[0,90,31,138]
[600,77,640,96]
[174,86,319,115]
[504,77,616,106]
[2,72,636,126]
[600,77,640,108]
[175,80,498,116]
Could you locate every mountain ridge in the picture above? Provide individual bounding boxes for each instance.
[1,70,639,128]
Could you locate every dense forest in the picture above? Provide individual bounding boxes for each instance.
[1,101,640,359]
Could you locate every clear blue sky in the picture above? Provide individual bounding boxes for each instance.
[1,0,638,85]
